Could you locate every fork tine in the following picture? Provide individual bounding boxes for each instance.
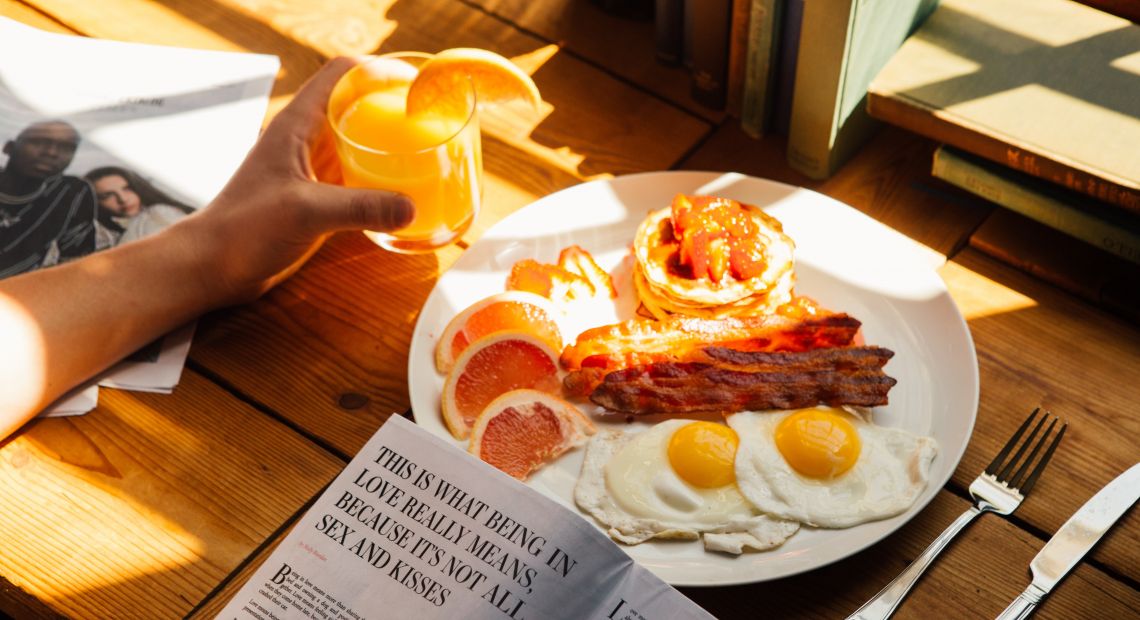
[1018,421,1066,496]
[986,408,1039,476]
[998,412,1048,481]
[1008,416,1057,489]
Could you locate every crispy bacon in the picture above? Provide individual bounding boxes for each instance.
[583,346,897,414]
[560,311,861,373]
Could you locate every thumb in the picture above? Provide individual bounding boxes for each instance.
[302,183,415,233]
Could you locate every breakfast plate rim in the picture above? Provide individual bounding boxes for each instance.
[406,170,980,587]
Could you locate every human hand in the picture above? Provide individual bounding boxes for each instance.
[181,57,414,307]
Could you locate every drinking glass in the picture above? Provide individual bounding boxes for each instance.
[327,52,482,253]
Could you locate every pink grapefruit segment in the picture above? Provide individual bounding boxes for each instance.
[469,389,595,480]
[441,332,561,440]
[435,291,562,373]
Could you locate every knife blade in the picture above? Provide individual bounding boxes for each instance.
[995,462,1140,620]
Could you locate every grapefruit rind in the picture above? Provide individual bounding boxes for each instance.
[441,332,561,441]
[434,291,563,373]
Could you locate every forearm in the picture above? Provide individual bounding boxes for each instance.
[0,57,414,442]
[0,217,217,439]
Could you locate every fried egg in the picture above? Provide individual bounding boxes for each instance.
[574,419,798,553]
[729,407,938,528]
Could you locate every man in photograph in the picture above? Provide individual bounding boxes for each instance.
[0,120,97,278]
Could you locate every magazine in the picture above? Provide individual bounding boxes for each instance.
[0,18,278,414]
[217,415,714,620]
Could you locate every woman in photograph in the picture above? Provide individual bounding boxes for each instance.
[85,166,195,248]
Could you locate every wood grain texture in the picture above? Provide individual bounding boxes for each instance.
[681,490,1139,619]
[969,207,1140,322]
[187,525,290,619]
[186,0,709,455]
[4,2,1138,619]
[0,371,343,618]
[0,0,72,31]
[939,253,1140,584]
[192,489,1140,618]
[465,0,720,122]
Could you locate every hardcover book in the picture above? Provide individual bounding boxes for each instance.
[933,145,1140,266]
[740,0,782,137]
[969,209,1140,322]
[786,0,938,179]
[868,0,1140,214]
[687,0,734,109]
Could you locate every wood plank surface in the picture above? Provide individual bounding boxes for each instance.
[464,0,718,121]
[1,0,70,31]
[0,371,343,618]
[681,490,1139,619]
[939,251,1140,584]
[191,487,1140,618]
[182,0,710,455]
[3,2,1137,619]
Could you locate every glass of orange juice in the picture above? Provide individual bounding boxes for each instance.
[327,52,482,253]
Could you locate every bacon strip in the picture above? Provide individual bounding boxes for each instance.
[560,311,860,371]
[584,346,897,414]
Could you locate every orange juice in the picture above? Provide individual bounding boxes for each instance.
[328,53,482,253]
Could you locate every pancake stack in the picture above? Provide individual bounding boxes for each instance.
[633,197,796,319]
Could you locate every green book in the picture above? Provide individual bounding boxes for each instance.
[786,0,938,179]
[934,146,1140,266]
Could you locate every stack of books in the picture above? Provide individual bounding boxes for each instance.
[868,0,1140,319]
[656,0,939,179]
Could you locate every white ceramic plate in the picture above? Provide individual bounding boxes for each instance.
[407,171,978,586]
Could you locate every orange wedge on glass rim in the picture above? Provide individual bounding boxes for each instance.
[468,389,595,480]
[441,331,562,440]
[435,291,564,373]
[406,47,542,117]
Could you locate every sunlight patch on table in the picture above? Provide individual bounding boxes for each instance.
[938,261,1037,320]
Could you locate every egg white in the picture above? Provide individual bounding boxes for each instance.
[729,408,938,529]
[574,420,798,554]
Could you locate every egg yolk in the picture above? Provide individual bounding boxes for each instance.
[667,422,739,488]
[775,409,862,479]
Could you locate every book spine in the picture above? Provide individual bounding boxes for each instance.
[740,0,781,138]
[724,0,752,117]
[785,0,856,179]
[934,146,1140,266]
[770,0,803,136]
[866,91,1140,216]
[969,210,1140,323]
[654,0,685,65]
[687,0,733,109]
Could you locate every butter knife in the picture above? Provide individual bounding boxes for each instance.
[995,462,1140,619]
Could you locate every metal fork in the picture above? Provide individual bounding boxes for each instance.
[847,408,1066,620]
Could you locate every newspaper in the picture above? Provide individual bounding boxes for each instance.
[0,18,278,413]
[217,416,714,620]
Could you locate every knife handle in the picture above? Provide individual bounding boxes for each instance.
[995,584,1046,620]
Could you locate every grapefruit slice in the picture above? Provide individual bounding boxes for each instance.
[441,332,561,440]
[406,48,542,117]
[435,291,563,373]
[469,389,595,480]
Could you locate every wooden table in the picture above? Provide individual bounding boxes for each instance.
[2,1,1137,618]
